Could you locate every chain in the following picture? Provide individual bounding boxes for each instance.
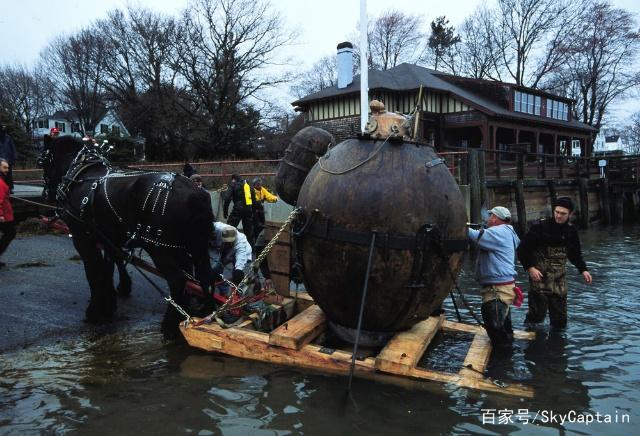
[164,296,192,327]
[194,207,301,326]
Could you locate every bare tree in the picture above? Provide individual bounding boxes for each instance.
[545,1,640,130]
[40,30,109,134]
[456,6,506,80]
[496,0,579,87]
[290,55,337,99]
[366,10,424,70]
[174,0,296,154]
[0,64,57,135]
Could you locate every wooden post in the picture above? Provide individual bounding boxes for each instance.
[578,177,589,228]
[514,179,527,235]
[599,179,611,225]
[548,179,557,209]
[469,149,482,224]
[478,150,487,209]
[517,153,524,180]
[614,192,624,224]
[559,156,565,179]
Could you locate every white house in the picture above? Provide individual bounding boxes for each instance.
[593,131,626,155]
[32,110,130,140]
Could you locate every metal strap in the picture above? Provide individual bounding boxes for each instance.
[304,219,467,253]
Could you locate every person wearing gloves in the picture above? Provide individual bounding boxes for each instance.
[468,206,520,352]
[251,177,278,244]
[210,221,252,286]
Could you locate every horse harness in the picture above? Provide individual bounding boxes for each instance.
[56,144,185,251]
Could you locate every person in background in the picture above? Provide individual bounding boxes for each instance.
[190,174,215,221]
[223,173,255,246]
[251,177,278,244]
[182,163,196,179]
[468,206,520,352]
[0,158,16,268]
[518,197,592,329]
[0,125,17,193]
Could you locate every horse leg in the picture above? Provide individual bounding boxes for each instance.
[104,251,132,298]
[115,259,132,297]
[72,235,117,322]
[148,252,189,338]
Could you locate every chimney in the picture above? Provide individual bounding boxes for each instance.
[337,42,354,89]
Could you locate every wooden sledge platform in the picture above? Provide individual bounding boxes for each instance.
[180,293,536,398]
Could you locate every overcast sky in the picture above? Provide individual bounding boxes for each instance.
[1,0,639,122]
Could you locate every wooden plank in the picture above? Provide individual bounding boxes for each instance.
[442,320,536,340]
[180,321,376,376]
[460,333,492,379]
[375,315,444,376]
[268,304,326,350]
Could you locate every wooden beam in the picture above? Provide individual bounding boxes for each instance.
[375,315,444,376]
[442,320,535,340]
[460,333,492,378]
[268,304,326,350]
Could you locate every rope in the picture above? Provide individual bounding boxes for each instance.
[193,207,300,327]
[10,195,59,210]
[318,136,389,175]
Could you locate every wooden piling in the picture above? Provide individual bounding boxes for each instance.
[547,180,557,209]
[514,179,527,234]
[614,192,624,224]
[599,179,611,225]
[578,178,589,228]
[469,149,482,224]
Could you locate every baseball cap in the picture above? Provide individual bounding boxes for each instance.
[489,206,511,221]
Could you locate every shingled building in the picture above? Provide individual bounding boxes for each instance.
[292,46,597,157]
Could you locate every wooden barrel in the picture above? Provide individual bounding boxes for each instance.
[264,220,292,297]
[275,127,335,205]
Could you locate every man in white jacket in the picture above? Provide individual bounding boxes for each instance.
[211,221,252,285]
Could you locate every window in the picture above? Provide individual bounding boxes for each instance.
[111,125,120,136]
[546,99,569,121]
[514,90,542,116]
[100,124,109,134]
[55,121,66,132]
[71,123,81,133]
[35,119,49,129]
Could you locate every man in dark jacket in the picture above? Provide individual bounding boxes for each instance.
[223,174,254,246]
[0,158,16,267]
[0,125,17,193]
[517,197,592,329]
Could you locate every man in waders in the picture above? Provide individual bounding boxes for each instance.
[518,197,592,329]
[468,206,520,352]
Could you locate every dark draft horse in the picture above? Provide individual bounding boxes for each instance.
[39,135,213,331]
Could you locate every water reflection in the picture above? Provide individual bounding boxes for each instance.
[1,225,640,434]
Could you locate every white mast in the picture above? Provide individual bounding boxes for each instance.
[360,0,368,133]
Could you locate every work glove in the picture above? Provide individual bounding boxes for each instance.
[232,269,245,285]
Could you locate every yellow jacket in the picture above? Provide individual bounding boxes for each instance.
[254,186,278,203]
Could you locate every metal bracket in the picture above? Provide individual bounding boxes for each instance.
[425,158,445,169]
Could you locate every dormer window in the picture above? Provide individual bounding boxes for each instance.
[547,99,569,121]
[514,90,541,115]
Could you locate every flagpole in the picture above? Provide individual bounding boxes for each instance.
[360,0,368,134]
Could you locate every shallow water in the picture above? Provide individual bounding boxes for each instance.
[2,225,639,435]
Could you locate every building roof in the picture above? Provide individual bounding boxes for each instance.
[292,63,596,132]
